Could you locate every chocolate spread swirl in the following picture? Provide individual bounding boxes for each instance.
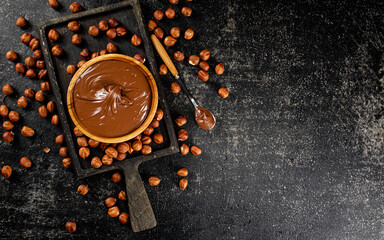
[194,106,215,130]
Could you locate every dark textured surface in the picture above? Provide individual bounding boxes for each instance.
[1,0,384,239]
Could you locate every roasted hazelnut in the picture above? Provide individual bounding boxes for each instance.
[111,172,122,183]
[38,69,48,80]
[170,27,180,38]
[150,119,159,128]
[77,137,88,147]
[8,111,20,122]
[105,147,118,158]
[88,139,99,148]
[69,2,82,13]
[199,61,209,71]
[215,63,225,75]
[80,48,90,60]
[118,212,129,224]
[169,0,179,4]
[3,84,14,96]
[108,18,119,28]
[49,0,59,9]
[177,168,188,177]
[19,157,32,168]
[134,54,145,64]
[33,50,42,60]
[48,29,60,42]
[67,65,77,76]
[181,7,192,17]
[153,10,164,21]
[171,82,181,94]
[59,147,68,157]
[175,115,187,126]
[154,27,164,39]
[188,55,200,65]
[106,42,117,53]
[20,33,32,45]
[65,222,76,233]
[16,63,26,75]
[155,108,164,121]
[36,60,45,69]
[98,20,109,31]
[164,36,176,46]
[100,50,108,55]
[29,38,40,50]
[71,34,82,45]
[131,34,142,46]
[79,147,90,159]
[106,28,117,39]
[148,176,160,186]
[132,140,142,152]
[159,64,168,75]
[180,143,189,155]
[165,8,175,19]
[40,81,50,93]
[35,90,45,102]
[24,88,35,99]
[67,21,80,31]
[2,166,12,178]
[105,197,116,207]
[77,184,89,195]
[62,158,71,168]
[91,52,99,59]
[17,96,28,109]
[26,69,36,79]
[21,126,35,137]
[199,50,210,61]
[3,131,14,143]
[46,101,55,114]
[190,145,201,155]
[117,142,130,153]
[51,45,63,56]
[179,178,188,190]
[118,190,126,201]
[0,105,8,117]
[174,51,184,61]
[108,206,120,218]
[74,127,83,136]
[88,26,99,37]
[143,127,154,135]
[77,60,86,68]
[3,121,14,130]
[116,26,127,37]
[91,157,102,168]
[55,134,64,144]
[6,51,18,61]
[133,134,142,141]
[51,114,59,125]
[177,129,188,141]
[141,135,152,145]
[198,70,209,82]
[141,145,152,155]
[153,133,164,144]
[115,152,126,161]
[218,87,229,98]
[147,20,157,31]
[102,155,113,165]
[25,57,35,68]
[16,17,27,27]
[184,29,194,40]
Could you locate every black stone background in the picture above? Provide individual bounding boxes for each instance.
[1,0,384,239]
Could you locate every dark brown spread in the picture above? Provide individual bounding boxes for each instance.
[73,60,151,138]
[194,106,215,130]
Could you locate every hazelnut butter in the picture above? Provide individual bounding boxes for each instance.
[194,106,215,130]
[73,60,151,138]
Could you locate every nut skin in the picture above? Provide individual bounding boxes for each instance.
[51,114,59,125]
[72,34,82,45]
[98,20,109,31]
[131,34,142,46]
[147,20,157,31]
[2,166,12,178]
[38,69,48,80]
[170,27,180,38]
[35,90,45,102]
[184,29,194,40]
[118,190,127,201]
[116,26,127,37]
[164,36,176,47]
[88,139,100,148]
[62,158,71,168]
[26,69,36,79]
[69,2,82,13]
[154,27,164,39]
[179,178,188,190]
[116,153,126,161]
[159,64,168,75]
[153,10,164,20]
[118,212,129,224]
[148,176,160,186]
[74,127,83,136]
[40,81,50,93]
[111,172,122,183]
[59,147,68,157]
[55,134,64,145]
[218,87,229,98]
[105,197,116,207]
[102,155,113,165]
[91,157,102,168]
[190,145,202,155]
[175,115,187,127]
[171,83,181,94]
[21,126,35,137]
[153,133,164,144]
[177,168,188,177]
[169,0,179,4]
[141,135,152,145]
[20,33,32,45]
[180,143,189,155]
[33,50,43,59]
[88,26,99,37]
[132,140,142,152]
[134,54,145,64]
[8,111,20,122]
[24,88,35,98]
[199,61,210,71]
[65,222,76,233]
[77,137,88,147]
[3,132,14,143]
[80,48,90,60]
[198,70,209,82]
[143,127,154,136]
[108,18,119,28]
[36,60,45,69]
[16,17,27,27]
[17,96,28,109]
[77,184,89,195]
[3,121,14,130]
[155,108,164,121]
[20,157,32,168]
[29,38,40,50]
[141,145,152,155]
[48,29,60,42]
[16,63,26,75]
[150,119,159,128]
[200,50,210,61]
[6,51,18,61]
[174,51,184,61]
[181,7,192,17]
[0,105,8,117]
[106,42,117,53]
[106,28,117,39]
[165,8,175,19]
[3,84,14,96]
[105,147,118,158]
[49,0,59,9]
[51,45,63,56]
[25,57,35,68]
[79,147,90,159]
[108,206,120,218]
[67,21,80,31]
[47,101,55,113]
[188,55,200,66]
[177,129,188,141]
[215,63,225,75]
[67,65,77,76]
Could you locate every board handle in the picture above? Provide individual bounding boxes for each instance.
[122,161,156,232]
[150,34,179,76]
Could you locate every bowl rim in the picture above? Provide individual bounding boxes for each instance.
[67,54,158,143]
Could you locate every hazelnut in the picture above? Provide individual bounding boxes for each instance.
[100,50,108,55]
[177,168,188,177]
[179,178,188,190]
[165,8,175,19]
[79,147,90,159]
[88,139,100,148]
[0,105,8,117]
[67,21,80,31]
[35,90,45,102]
[106,28,117,39]
[3,131,14,143]
[184,29,194,40]
[143,127,154,136]
[218,87,229,98]
[72,34,82,45]
[116,26,127,37]
[36,60,45,69]
[148,176,160,186]
[181,7,192,17]
[153,10,164,21]
[147,20,157,31]
[16,17,27,27]
[3,121,14,130]
[170,27,180,38]
[47,101,55,113]
[118,190,126,201]
[69,2,82,13]
[59,147,68,157]
[108,206,120,218]
[49,0,59,9]
[106,42,117,53]
[154,27,164,39]
[77,184,89,195]
[1,166,12,178]
[48,29,60,42]
[91,157,102,168]
[74,127,83,136]
[180,143,189,155]
[164,36,176,46]
[29,38,40,50]
[6,51,18,61]
[55,134,64,144]
[116,153,126,160]
[171,82,181,94]
[111,172,122,183]
[198,70,209,82]
[51,114,59,125]
[169,0,179,4]
[21,126,35,137]
[190,145,201,155]
[159,64,168,75]
[40,81,50,93]
[98,20,109,31]
[175,115,187,126]
[88,26,99,37]
[174,50,184,61]
[153,133,164,144]
[77,60,86,68]
[102,155,113,165]
[131,34,142,46]
[17,96,28,109]
[132,140,142,152]
[65,222,76,233]
[8,111,20,122]
[118,212,129,224]
[177,129,188,141]
[108,18,119,28]
[38,69,48,80]
[62,158,71,168]
[105,197,116,207]
[26,69,36,79]
[133,134,142,140]
[155,108,164,121]
[117,142,130,153]
[141,135,152,145]
[51,45,63,56]
[20,157,32,168]
[20,33,32,45]
[80,48,90,60]
[105,146,118,158]
[67,65,77,76]
[134,54,145,64]
[215,63,225,75]
[44,147,51,153]
[150,119,159,128]
[188,55,200,65]
[15,63,26,75]
[3,84,14,96]
[25,57,35,68]
[199,61,209,71]
[24,88,35,98]
[33,49,42,59]
[77,136,88,147]
[200,49,210,61]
